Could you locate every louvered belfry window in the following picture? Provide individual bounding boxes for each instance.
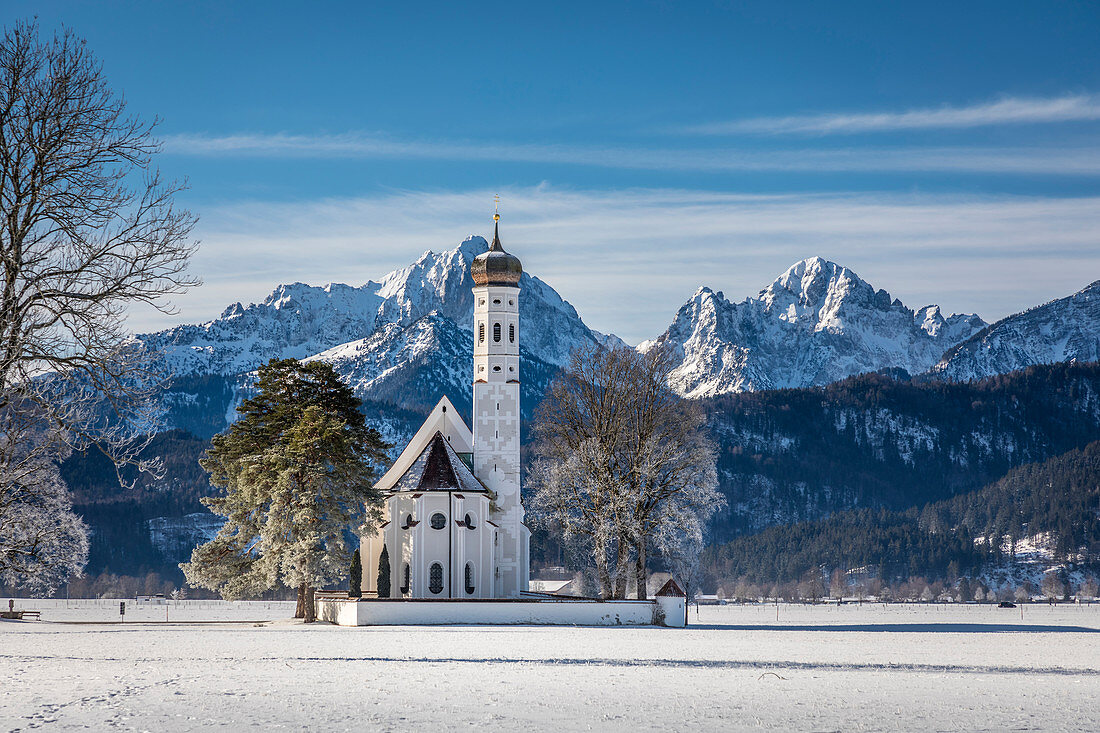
[479,322,485,343]
[509,324,515,343]
[493,322,501,342]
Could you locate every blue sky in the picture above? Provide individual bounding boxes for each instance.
[16,1,1100,343]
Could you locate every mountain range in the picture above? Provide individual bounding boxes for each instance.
[142,237,616,433]
[139,239,1098,439]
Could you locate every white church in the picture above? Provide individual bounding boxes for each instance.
[317,212,684,625]
[359,213,531,599]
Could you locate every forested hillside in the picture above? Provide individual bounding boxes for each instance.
[706,440,1100,590]
[702,361,1100,539]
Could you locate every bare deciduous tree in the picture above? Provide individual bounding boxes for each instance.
[0,21,198,591]
[528,343,722,599]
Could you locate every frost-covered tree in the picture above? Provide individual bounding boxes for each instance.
[657,501,708,613]
[529,343,721,599]
[1041,572,1066,602]
[181,359,390,622]
[0,427,88,594]
[528,438,630,597]
[620,346,722,599]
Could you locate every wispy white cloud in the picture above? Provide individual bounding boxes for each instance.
[128,186,1100,345]
[682,93,1100,136]
[162,131,1100,175]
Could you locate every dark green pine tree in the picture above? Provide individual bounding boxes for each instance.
[377,545,391,598]
[349,548,362,598]
[181,358,391,621]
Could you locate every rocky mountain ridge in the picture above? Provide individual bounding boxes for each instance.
[139,242,1097,439]
[932,279,1100,382]
[648,257,989,397]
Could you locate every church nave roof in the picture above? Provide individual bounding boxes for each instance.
[389,431,487,494]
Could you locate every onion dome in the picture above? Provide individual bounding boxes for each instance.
[471,215,522,287]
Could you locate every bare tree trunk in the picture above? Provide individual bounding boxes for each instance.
[295,583,306,619]
[304,585,316,623]
[635,533,648,600]
[595,554,612,599]
[614,536,630,599]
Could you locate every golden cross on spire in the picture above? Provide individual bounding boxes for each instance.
[493,194,500,222]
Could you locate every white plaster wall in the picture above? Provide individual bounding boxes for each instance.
[376,492,495,599]
[315,599,658,627]
[361,502,389,595]
[454,494,494,598]
[316,599,359,626]
[655,596,687,627]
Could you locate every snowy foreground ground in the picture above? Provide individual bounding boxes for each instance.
[3,600,1099,731]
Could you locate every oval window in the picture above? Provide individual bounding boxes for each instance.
[429,563,444,594]
[493,298,501,305]
[464,512,476,530]
[465,563,475,595]
[430,512,446,530]
[493,323,501,342]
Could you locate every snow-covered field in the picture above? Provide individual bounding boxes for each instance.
[3,601,1099,731]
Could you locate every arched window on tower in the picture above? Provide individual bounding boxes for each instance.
[478,322,485,343]
[493,323,501,342]
[509,324,515,343]
[401,563,410,594]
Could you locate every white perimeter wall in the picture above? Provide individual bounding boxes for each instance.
[317,599,665,627]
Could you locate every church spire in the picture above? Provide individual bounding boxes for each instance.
[491,195,502,251]
[471,196,521,286]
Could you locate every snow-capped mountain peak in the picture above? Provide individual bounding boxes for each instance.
[139,236,620,423]
[653,257,988,397]
[761,257,897,334]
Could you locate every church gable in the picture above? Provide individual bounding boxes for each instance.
[391,431,486,494]
[375,396,473,491]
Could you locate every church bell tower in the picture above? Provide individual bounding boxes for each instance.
[470,208,529,597]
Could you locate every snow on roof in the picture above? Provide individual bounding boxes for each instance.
[390,431,487,494]
[375,396,473,492]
